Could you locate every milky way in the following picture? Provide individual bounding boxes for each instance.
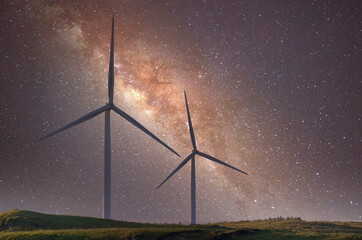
[0,1,361,223]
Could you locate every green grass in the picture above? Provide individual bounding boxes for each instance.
[0,210,361,239]
[217,219,362,234]
[0,209,158,231]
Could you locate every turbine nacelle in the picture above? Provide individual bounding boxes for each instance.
[106,103,114,109]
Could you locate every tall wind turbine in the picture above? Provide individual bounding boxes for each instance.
[40,18,180,219]
[157,91,248,225]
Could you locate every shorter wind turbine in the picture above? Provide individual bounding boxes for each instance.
[157,91,248,225]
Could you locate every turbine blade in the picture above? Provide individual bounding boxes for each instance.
[112,105,180,157]
[197,151,248,175]
[156,152,194,189]
[184,91,196,150]
[108,17,114,104]
[40,105,110,140]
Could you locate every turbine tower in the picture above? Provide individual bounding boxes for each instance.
[40,18,180,219]
[157,91,248,225]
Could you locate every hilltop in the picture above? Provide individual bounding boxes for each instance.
[0,210,361,239]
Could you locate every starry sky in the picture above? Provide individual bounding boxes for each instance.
[0,0,361,223]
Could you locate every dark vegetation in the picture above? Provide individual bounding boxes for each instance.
[0,210,361,239]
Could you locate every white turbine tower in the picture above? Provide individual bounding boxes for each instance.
[41,18,180,219]
[157,91,248,225]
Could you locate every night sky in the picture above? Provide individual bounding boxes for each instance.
[0,1,361,223]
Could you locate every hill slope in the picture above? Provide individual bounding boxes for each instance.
[0,210,361,240]
[0,209,158,231]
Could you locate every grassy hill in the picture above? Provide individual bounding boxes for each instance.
[0,210,361,240]
[0,209,173,231]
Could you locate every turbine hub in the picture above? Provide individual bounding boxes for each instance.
[106,103,113,109]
